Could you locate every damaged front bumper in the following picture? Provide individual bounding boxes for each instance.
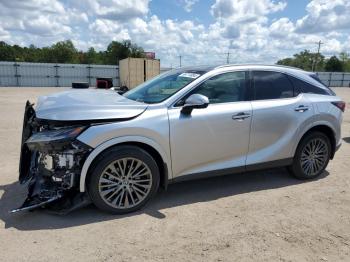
[12,101,93,214]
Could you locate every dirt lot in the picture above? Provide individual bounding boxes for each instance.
[0,87,349,262]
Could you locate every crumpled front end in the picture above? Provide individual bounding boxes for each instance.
[12,101,93,214]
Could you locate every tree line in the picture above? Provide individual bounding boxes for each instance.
[1,40,349,72]
[0,40,145,65]
[277,50,350,72]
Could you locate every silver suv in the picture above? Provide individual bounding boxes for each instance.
[14,65,344,214]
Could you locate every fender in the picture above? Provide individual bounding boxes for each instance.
[78,136,172,192]
[291,120,337,157]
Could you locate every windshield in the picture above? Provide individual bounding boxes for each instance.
[123,69,206,104]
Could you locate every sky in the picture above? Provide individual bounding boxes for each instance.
[0,0,349,67]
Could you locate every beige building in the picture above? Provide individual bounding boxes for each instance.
[119,57,160,89]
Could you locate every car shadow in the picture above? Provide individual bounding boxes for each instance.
[0,168,329,231]
[343,137,350,143]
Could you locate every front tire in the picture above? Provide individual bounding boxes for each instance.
[88,145,160,214]
[289,132,331,179]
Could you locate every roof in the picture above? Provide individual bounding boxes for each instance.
[172,64,323,88]
[175,64,309,75]
[174,65,217,72]
[186,64,327,89]
[214,64,308,74]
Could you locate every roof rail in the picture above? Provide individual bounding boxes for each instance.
[214,63,305,71]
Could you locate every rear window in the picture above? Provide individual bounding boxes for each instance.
[252,71,294,100]
[288,75,335,96]
[309,74,336,95]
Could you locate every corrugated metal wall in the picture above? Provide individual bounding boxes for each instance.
[316,72,350,87]
[0,62,119,87]
[157,69,350,88]
[160,67,172,74]
[1,62,349,88]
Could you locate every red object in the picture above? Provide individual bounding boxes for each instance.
[144,52,155,59]
[331,101,346,112]
[96,80,108,89]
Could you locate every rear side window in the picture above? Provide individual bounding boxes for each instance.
[309,74,335,95]
[252,71,294,100]
[310,74,326,86]
[288,75,334,96]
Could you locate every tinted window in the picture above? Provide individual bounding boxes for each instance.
[288,75,334,96]
[310,74,326,86]
[252,71,294,100]
[184,71,247,104]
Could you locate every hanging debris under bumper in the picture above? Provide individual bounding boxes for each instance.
[12,101,93,214]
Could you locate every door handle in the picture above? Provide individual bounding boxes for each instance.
[232,112,251,120]
[294,105,309,112]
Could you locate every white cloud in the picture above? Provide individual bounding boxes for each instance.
[130,18,149,34]
[89,19,123,35]
[182,0,199,12]
[322,38,343,54]
[269,18,294,38]
[223,24,240,39]
[23,16,72,37]
[93,0,149,20]
[0,0,85,39]
[211,0,286,22]
[296,0,350,33]
[0,0,349,67]
[0,0,65,14]
[0,26,10,40]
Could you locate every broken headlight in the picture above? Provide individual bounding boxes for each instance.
[26,126,86,151]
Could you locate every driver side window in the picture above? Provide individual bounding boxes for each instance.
[179,71,247,105]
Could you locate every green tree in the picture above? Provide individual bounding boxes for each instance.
[0,41,15,61]
[12,44,26,61]
[24,44,39,62]
[0,39,146,64]
[104,41,129,64]
[104,40,145,65]
[277,50,325,71]
[81,47,103,64]
[128,41,145,57]
[277,57,294,67]
[50,40,79,63]
[339,51,350,72]
[325,56,343,72]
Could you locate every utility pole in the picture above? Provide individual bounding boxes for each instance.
[226,52,230,64]
[179,55,182,67]
[312,40,323,72]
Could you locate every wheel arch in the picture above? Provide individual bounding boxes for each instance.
[79,136,171,192]
[295,124,337,159]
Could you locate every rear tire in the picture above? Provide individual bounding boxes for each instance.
[88,145,160,214]
[288,131,331,179]
[72,82,89,89]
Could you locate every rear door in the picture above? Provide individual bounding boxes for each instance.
[246,71,314,167]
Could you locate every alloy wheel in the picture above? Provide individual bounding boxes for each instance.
[98,157,152,209]
[300,138,328,176]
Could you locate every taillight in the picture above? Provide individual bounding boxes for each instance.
[331,101,346,112]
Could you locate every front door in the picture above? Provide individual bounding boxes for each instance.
[168,71,252,179]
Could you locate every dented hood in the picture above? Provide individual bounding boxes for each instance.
[35,89,147,122]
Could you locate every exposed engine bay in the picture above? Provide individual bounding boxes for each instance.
[12,101,93,214]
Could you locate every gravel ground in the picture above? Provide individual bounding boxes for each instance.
[0,87,349,262]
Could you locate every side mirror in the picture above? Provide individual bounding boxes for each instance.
[117,86,129,95]
[181,94,209,114]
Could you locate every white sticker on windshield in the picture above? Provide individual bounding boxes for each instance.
[179,73,200,79]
